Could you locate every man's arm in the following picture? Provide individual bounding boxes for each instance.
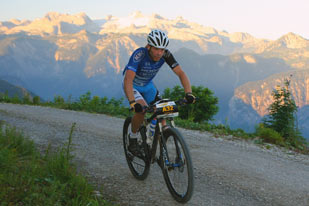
[172,65,192,93]
[123,70,136,102]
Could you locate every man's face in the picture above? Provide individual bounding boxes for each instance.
[149,46,165,62]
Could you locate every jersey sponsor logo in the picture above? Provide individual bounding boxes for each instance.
[133,50,145,63]
[171,63,179,68]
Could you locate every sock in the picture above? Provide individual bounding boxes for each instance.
[129,130,138,138]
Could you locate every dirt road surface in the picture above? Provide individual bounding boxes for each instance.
[1,103,308,206]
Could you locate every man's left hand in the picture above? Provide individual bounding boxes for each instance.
[185,92,196,104]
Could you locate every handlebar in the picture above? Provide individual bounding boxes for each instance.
[129,97,198,124]
[144,98,188,113]
[129,97,198,114]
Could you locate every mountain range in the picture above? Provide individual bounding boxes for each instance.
[1,11,309,138]
[0,79,37,99]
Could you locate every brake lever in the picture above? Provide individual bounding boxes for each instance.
[176,97,199,106]
[176,99,187,106]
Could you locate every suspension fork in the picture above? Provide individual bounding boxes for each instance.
[157,119,171,168]
[151,118,180,167]
[169,119,182,158]
[160,119,182,168]
[149,119,167,165]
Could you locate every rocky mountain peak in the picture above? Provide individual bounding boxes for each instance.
[0,12,99,36]
[1,12,308,61]
[9,19,30,26]
[100,11,150,32]
[277,32,309,49]
[229,32,255,43]
[44,12,63,20]
[43,12,92,25]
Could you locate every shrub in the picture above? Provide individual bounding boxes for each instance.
[23,94,32,104]
[11,94,21,104]
[255,124,284,145]
[79,91,91,107]
[0,91,10,102]
[33,96,40,105]
[162,85,219,123]
[90,96,100,112]
[53,95,65,107]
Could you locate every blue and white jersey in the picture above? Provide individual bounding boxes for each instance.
[123,47,179,86]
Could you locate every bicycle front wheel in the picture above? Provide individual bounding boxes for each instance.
[161,127,194,203]
[123,117,150,180]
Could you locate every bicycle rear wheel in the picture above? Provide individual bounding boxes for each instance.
[161,127,194,203]
[123,117,150,180]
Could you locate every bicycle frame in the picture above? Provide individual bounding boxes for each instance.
[144,115,177,167]
[140,99,184,165]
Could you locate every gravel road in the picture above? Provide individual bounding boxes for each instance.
[0,103,308,206]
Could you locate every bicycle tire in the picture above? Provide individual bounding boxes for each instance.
[160,127,194,203]
[123,117,150,180]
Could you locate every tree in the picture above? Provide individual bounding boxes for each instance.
[162,85,219,123]
[33,96,40,105]
[262,78,304,145]
[23,93,32,104]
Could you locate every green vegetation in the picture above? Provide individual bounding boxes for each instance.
[255,124,285,146]
[0,91,130,118]
[0,122,109,206]
[174,118,252,139]
[162,85,219,123]
[263,79,298,137]
[261,78,308,151]
[46,92,130,118]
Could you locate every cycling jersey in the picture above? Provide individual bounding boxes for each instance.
[123,47,179,87]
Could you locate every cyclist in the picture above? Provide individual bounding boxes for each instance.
[123,29,196,153]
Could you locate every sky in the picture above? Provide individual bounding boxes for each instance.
[1,0,308,40]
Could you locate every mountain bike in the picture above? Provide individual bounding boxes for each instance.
[123,98,194,203]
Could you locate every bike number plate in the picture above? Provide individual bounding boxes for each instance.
[156,101,179,118]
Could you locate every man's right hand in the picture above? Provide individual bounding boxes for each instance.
[130,101,143,113]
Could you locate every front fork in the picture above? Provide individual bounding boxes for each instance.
[149,118,177,168]
[158,119,176,169]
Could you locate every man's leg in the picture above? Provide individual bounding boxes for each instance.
[128,99,147,153]
[131,99,147,133]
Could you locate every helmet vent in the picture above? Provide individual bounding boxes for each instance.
[147,29,169,49]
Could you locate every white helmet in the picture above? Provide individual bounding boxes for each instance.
[147,29,169,49]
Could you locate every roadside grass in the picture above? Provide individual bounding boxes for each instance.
[0,122,110,206]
